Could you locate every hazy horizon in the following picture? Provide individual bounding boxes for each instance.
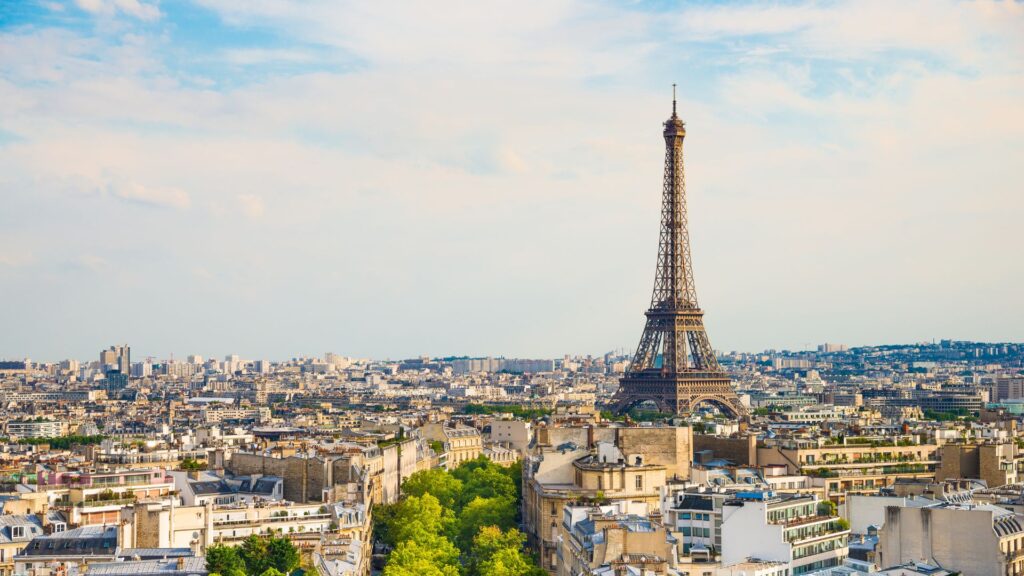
[2,1,1022,362]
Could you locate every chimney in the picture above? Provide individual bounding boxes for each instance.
[176,557,185,570]
[587,426,595,450]
[187,469,201,481]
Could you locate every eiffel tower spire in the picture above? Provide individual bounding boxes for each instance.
[612,89,747,418]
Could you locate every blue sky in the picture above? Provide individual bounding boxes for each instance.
[1,0,1023,362]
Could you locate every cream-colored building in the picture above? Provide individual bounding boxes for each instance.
[123,499,369,555]
[523,425,691,573]
[486,418,533,455]
[421,423,482,469]
[558,502,676,576]
[877,501,1024,576]
[757,438,939,502]
[936,441,1023,488]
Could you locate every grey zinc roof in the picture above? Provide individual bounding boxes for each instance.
[20,525,118,557]
[87,556,207,576]
[676,495,715,511]
[189,480,232,495]
[0,515,45,544]
[251,478,279,495]
[119,548,195,560]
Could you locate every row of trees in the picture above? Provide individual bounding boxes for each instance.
[376,456,543,576]
[462,404,552,419]
[206,535,300,576]
[0,435,106,448]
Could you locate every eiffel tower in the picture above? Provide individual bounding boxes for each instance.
[612,88,747,419]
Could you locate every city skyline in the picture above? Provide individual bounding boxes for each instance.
[6,337,1022,366]
[2,0,1023,361]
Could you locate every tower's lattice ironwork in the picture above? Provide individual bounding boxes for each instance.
[612,90,747,418]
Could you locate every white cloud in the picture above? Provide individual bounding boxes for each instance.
[236,193,265,218]
[673,0,1024,69]
[0,0,1022,359]
[221,48,318,66]
[76,254,110,272]
[0,250,34,268]
[74,0,161,21]
[111,182,191,210]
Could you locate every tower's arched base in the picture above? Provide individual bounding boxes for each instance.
[612,370,747,419]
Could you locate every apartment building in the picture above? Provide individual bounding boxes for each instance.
[877,500,1024,576]
[558,502,676,576]
[0,516,47,576]
[37,469,175,526]
[201,406,270,424]
[13,526,120,576]
[720,492,849,575]
[5,421,66,440]
[420,423,482,469]
[757,438,939,501]
[523,424,691,573]
[486,418,533,455]
[935,441,1023,488]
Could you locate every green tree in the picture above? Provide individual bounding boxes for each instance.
[266,537,300,574]
[502,460,523,501]
[402,469,464,510]
[818,500,838,516]
[383,534,461,576]
[205,545,245,576]
[457,497,516,549]
[380,494,457,547]
[451,456,492,483]
[259,569,285,576]
[239,534,271,575]
[479,547,537,576]
[460,466,516,507]
[467,526,544,576]
[180,457,206,471]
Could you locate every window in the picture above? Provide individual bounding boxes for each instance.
[681,512,691,520]
[11,526,25,539]
[635,475,643,490]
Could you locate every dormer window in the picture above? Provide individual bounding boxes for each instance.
[53,523,66,533]
[12,526,26,538]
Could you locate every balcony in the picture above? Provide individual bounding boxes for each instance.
[79,497,137,508]
[213,513,331,527]
[786,518,849,547]
[783,515,834,529]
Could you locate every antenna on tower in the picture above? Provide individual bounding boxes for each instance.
[672,83,677,116]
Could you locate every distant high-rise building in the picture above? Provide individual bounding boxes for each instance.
[119,345,130,375]
[325,353,352,369]
[187,354,203,364]
[996,376,1024,401]
[100,344,130,375]
[131,361,152,378]
[817,343,849,353]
